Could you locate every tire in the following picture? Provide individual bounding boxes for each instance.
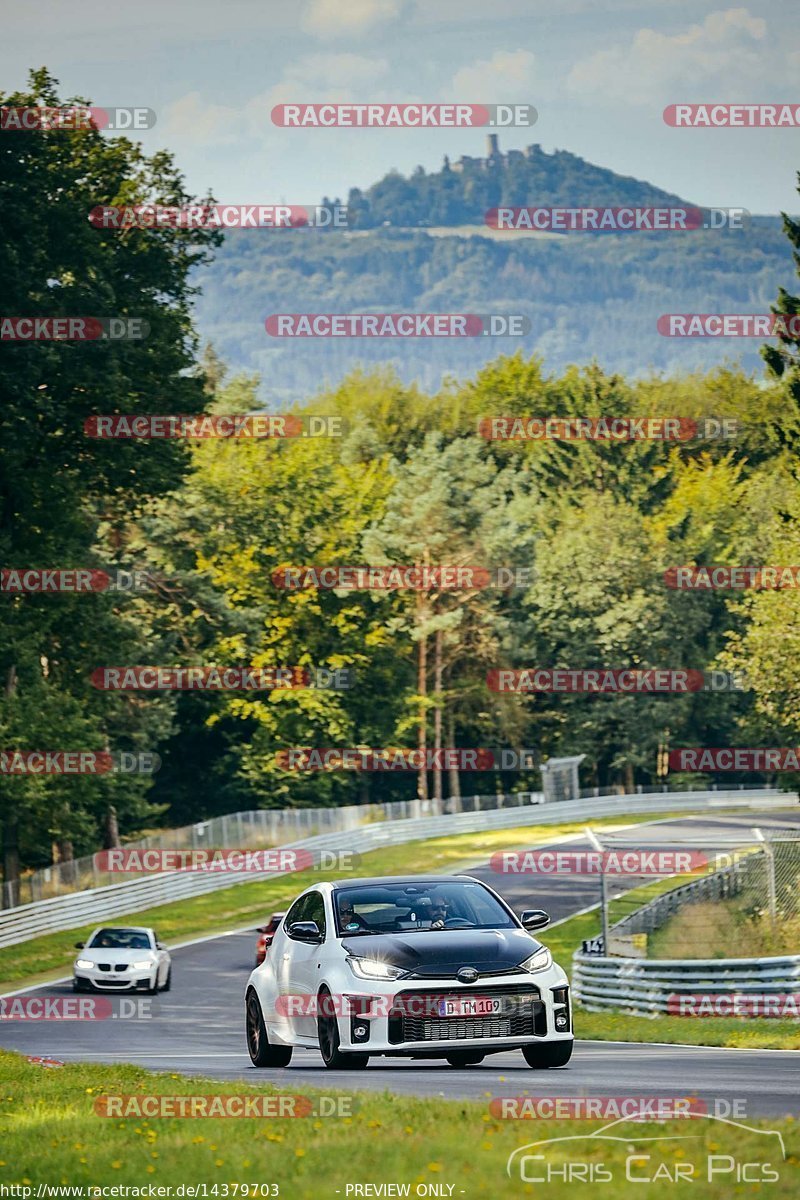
[317,989,369,1070]
[246,989,292,1068]
[445,1052,485,1067]
[73,977,91,993]
[522,1040,573,1069]
[161,966,171,993]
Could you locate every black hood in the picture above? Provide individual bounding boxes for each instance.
[341,927,541,977]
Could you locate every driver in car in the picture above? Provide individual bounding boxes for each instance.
[338,898,370,932]
[428,898,448,930]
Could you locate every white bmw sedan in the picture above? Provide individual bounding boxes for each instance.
[73,926,171,993]
[245,875,573,1070]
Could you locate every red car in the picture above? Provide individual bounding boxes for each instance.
[254,912,285,966]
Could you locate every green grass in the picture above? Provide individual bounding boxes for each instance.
[574,1007,800,1049]
[1,815,664,989]
[0,1050,797,1197]
[547,882,800,1050]
[649,900,800,959]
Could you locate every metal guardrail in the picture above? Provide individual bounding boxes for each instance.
[0,787,791,949]
[7,781,779,909]
[572,950,800,1016]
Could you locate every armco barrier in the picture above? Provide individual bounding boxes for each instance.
[572,950,800,1016]
[0,788,792,949]
[9,781,776,908]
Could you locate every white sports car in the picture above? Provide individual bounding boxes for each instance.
[245,875,573,1069]
[73,926,171,993]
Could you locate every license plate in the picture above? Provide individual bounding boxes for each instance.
[437,995,502,1018]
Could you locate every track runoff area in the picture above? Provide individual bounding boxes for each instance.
[0,811,798,1115]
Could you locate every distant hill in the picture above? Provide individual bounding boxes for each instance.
[192,140,792,401]
[341,134,694,229]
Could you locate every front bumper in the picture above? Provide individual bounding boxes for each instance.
[334,967,572,1054]
[74,964,156,991]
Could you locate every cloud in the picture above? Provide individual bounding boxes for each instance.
[159,92,241,146]
[280,52,389,89]
[302,0,401,38]
[160,54,389,150]
[445,49,537,101]
[567,7,777,102]
[239,54,391,134]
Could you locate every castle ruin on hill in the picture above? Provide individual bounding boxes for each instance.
[447,133,545,173]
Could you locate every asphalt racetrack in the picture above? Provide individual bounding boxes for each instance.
[1,811,798,1116]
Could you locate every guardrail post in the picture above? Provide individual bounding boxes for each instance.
[585,826,609,953]
[753,827,777,930]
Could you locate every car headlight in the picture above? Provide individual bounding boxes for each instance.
[520,947,552,972]
[75,959,94,970]
[132,959,155,970]
[346,956,404,981]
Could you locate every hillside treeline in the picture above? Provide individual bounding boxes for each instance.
[2,70,800,884]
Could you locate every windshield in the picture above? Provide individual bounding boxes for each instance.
[88,928,153,950]
[334,881,516,936]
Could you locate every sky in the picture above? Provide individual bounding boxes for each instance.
[3,0,799,213]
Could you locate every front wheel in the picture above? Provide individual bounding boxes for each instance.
[317,990,369,1070]
[445,1052,485,1067]
[161,966,171,993]
[246,990,293,1067]
[522,1040,573,1069]
[73,978,91,993]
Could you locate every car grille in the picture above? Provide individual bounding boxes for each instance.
[404,965,526,980]
[388,984,546,1045]
[97,964,128,972]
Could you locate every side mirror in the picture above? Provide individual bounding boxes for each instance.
[74,942,85,949]
[521,909,550,931]
[256,927,268,934]
[287,920,323,944]
[156,942,166,950]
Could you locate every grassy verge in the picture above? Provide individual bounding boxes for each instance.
[1,814,667,989]
[548,882,800,1050]
[0,1051,797,1198]
[649,899,800,959]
